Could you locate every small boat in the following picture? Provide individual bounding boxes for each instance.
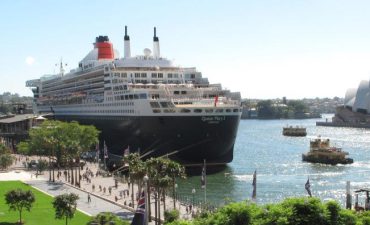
[282,126,307,137]
[302,137,353,165]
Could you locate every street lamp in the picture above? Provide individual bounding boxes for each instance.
[192,188,196,207]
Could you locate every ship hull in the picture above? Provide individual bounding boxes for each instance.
[54,114,241,166]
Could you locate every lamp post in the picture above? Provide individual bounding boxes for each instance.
[144,175,149,225]
[192,188,196,207]
[174,183,178,210]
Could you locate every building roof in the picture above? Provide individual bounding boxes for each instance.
[0,114,35,124]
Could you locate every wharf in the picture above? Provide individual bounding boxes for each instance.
[3,155,196,224]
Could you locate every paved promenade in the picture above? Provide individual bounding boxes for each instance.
[3,155,195,224]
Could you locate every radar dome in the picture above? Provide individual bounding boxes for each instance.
[143,48,152,57]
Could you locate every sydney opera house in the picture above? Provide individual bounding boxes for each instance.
[317,80,370,128]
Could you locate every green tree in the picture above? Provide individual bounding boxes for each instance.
[22,120,99,184]
[87,212,130,225]
[5,189,35,224]
[52,193,79,225]
[0,154,14,170]
[124,153,147,208]
[164,209,180,224]
[0,143,13,170]
[36,159,49,175]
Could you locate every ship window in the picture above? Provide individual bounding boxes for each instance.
[153,109,161,113]
[194,109,202,113]
[233,109,239,112]
[141,73,147,78]
[226,109,231,112]
[150,102,160,108]
[167,73,173,78]
[160,102,169,108]
[215,109,224,113]
[134,94,139,99]
[151,73,157,78]
[135,73,140,78]
[104,80,111,84]
[174,74,179,78]
[139,93,147,99]
[205,109,213,113]
[181,91,187,94]
[174,91,179,95]
[164,109,176,113]
[104,74,110,77]
[180,108,191,113]
[125,95,129,100]
[191,74,195,79]
[158,73,163,78]
[104,87,112,90]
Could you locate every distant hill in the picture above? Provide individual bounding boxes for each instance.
[241,97,343,119]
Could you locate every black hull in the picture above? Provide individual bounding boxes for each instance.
[54,114,241,166]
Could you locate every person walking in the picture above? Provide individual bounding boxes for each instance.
[88,193,91,203]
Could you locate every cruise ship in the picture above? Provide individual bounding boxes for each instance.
[26,26,242,166]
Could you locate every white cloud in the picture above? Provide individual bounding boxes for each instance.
[25,56,35,65]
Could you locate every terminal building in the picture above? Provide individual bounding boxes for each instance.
[0,114,45,151]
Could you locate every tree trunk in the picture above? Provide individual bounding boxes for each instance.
[163,189,166,212]
[158,188,161,225]
[19,209,22,224]
[71,163,74,185]
[75,166,78,187]
[154,192,158,225]
[65,216,68,225]
[148,182,152,222]
[131,181,135,208]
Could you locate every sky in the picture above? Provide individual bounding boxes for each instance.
[1,0,370,99]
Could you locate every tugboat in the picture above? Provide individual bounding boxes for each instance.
[282,125,307,137]
[302,137,353,165]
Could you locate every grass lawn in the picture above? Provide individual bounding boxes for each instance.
[0,181,91,225]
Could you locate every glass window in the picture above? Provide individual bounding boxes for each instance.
[150,102,160,108]
[141,73,147,78]
[205,109,213,113]
[180,108,191,113]
[167,73,173,78]
[158,73,163,78]
[151,73,157,78]
[194,109,202,113]
[160,102,169,108]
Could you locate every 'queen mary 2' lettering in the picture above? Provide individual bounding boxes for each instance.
[201,116,226,124]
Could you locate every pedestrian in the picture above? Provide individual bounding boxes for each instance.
[189,204,192,212]
[103,187,106,193]
[99,185,102,192]
[186,206,189,214]
[115,196,118,202]
[88,193,91,203]
[92,184,95,192]
[120,191,123,198]
[115,179,118,188]
[124,200,127,206]
[108,186,112,195]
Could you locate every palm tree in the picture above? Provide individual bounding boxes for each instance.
[146,157,185,225]
[123,153,146,208]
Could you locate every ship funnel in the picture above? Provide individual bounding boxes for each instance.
[95,36,114,60]
[124,26,131,58]
[153,27,160,58]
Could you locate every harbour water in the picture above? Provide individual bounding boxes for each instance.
[176,114,370,207]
